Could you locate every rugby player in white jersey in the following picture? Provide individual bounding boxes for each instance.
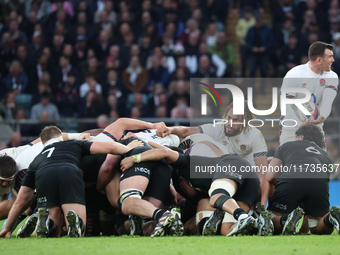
[279,41,338,146]
[156,101,269,205]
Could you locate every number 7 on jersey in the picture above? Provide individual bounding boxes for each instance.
[42,147,55,158]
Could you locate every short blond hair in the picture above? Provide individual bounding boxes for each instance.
[40,126,62,144]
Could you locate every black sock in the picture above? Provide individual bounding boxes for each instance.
[152,209,165,222]
[324,214,333,228]
[48,219,56,237]
[233,208,246,220]
[280,214,289,227]
[198,217,209,235]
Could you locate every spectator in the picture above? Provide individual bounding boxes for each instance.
[208,31,234,77]
[79,76,102,98]
[103,69,123,96]
[74,35,88,65]
[93,10,113,37]
[95,30,111,61]
[80,91,104,120]
[3,60,28,94]
[54,55,78,92]
[30,92,60,120]
[139,33,154,68]
[94,0,116,25]
[274,18,297,51]
[198,42,226,77]
[332,32,340,75]
[155,105,168,118]
[25,0,52,20]
[119,31,135,69]
[27,30,45,64]
[56,82,79,118]
[7,132,22,147]
[51,0,74,17]
[27,53,53,94]
[204,23,219,46]
[0,32,16,74]
[0,92,22,119]
[236,6,256,77]
[105,45,120,70]
[19,10,39,42]
[193,55,217,78]
[147,56,170,91]
[122,56,148,94]
[168,80,190,112]
[277,33,301,77]
[31,81,53,106]
[96,114,109,128]
[7,19,27,46]
[184,33,200,74]
[15,44,31,74]
[246,15,274,79]
[273,0,297,31]
[170,97,191,118]
[130,106,141,118]
[179,18,200,45]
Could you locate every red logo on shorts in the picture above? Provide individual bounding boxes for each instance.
[240,145,246,151]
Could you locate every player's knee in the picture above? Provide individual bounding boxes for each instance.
[208,181,236,210]
[120,188,143,215]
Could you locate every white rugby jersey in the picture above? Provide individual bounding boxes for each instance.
[0,144,31,160]
[281,62,338,127]
[134,129,180,147]
[92,129,180,147]
[0,143,43,201]
[199,124,267,165]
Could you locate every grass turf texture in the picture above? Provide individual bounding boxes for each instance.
[1,220,339,255]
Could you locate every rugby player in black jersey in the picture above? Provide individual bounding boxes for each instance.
[0,126,143,238]
[267,124,340,235]
[120,137,271,236]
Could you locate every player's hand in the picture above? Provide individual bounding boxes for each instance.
[309,115,325,125]
[120,156,134,172]
[122,132,138,140]
[0,228,12,238]
[153,122,166,131]
[79,133,91,141]
[156,125,171,138]
[126,140,144,150]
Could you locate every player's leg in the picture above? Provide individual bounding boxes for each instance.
[35,206,61,238]
[61,203,87,237]
[220,201,250,236]
[267,179,304,235]
[309,206,340,235]
[197,198,223,236]
[208,178,256,236]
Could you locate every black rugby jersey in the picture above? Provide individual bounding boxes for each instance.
[22,140,93,189]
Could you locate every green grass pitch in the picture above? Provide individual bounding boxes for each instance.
[0,220,339,255]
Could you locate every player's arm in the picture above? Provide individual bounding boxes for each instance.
[120,148,179,172]
[62,132,91,141]
[314,87,338,124]
[156,125,200,138]
[0,192,16,220]
[0,186,34,238]
[104,118,166,139]
[89,140,143,155]
[266,158,283,186]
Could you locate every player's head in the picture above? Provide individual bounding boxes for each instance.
[0,155,16,188]
[222,101,255,136]
[295,124,325,148]
[308,41,334,72]
[40,125,62,145]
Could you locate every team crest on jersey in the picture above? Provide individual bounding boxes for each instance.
[302,83,307,87]
[240,145,246,151]
[320,79,326,86]
[222,140,228,145]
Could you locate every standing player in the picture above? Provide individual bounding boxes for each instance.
[156,101,269,205]
[0,126,143,238]
[267,124,340,235]
[280,41,338,145]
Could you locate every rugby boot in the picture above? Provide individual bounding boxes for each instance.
[202,209,225,236]
[282,207,304,235]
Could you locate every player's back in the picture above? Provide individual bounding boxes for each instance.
[30,140,92,172]
[278,140,331,179]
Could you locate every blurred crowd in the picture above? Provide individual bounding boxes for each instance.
[0,0,340,177]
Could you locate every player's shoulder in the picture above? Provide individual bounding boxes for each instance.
[284,64,308,77]
[244,126,263,137]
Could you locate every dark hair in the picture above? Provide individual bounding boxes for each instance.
[295,124,325,148]
[40,125,62,144]
[0,155,16,178]
[308,41,333,61]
